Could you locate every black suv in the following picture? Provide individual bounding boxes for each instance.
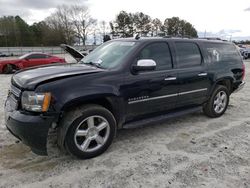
[4,38,245,159]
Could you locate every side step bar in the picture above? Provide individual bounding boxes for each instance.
[123,106,202,129]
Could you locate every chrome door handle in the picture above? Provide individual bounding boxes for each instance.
[198,73,207,76]
[164,77,177,81]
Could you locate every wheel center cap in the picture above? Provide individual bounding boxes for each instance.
[88,128,97,137]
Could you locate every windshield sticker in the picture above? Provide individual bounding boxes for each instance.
[96,59,103,64]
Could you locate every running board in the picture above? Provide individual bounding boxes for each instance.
[123,106,202,129]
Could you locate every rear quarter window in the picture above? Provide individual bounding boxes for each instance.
[204,43,242,63]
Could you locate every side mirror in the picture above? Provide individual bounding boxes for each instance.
[25,58,29,61]
[133,59,156,72]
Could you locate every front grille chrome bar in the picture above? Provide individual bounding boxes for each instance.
[10,85,21,98]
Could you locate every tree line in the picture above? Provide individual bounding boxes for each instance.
[0,5,198,47]
[110,11,198,38]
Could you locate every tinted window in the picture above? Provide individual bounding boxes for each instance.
[138,42,172,70]
[204,43,241,63]
[28,54,47,59]
[175,42,202,68]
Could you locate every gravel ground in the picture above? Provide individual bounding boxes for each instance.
[0,59,250,188]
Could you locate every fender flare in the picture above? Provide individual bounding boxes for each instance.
[208,77,233,97]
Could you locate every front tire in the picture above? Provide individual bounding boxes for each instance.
[203,85,229,118]
[64,105,116,159]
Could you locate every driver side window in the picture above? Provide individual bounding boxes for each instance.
[137,42,173,71]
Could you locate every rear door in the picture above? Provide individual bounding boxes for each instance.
[174,42,211,107]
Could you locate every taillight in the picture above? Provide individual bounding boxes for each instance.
[242,63,245,80]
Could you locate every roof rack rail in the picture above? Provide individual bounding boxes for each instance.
[198,37,223,40]
[162,35,194,39]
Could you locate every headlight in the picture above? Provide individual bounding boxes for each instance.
[21,91,51,112]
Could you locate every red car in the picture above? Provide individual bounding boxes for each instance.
[0,52,66,74]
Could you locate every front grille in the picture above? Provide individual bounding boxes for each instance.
[10,84,21,98]
[9,84,21,110]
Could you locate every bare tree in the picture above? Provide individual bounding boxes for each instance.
[45,5,75,44]
[152,18,162,36]
[99,20,111,36]
[69,5,97,45]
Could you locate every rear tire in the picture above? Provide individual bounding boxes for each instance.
[64,105,116,159]
[203,85,229,118]
[243,52,248,59]
[3,64,13,74]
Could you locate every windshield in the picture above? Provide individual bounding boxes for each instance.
[79,41,137,69]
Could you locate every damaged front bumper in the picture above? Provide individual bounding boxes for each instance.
[5,98,56,155]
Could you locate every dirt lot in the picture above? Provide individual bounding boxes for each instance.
[0,60,250,188]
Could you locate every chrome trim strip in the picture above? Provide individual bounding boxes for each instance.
[179,88,207,95]
[128,88,208,104]
[233,81,245,93]
[198,73,208,76]
[9,94,18,104]
[128,93,178,104]
[164,77,177,81]
[10,85,21,98]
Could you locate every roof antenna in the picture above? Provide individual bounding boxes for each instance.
[135,33,140,40]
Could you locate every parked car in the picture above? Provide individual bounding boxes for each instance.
[0,52,66,74]
[239,48,248,59]
[5,38,245,159]
[237,45,250,59]
[0,52,7,57]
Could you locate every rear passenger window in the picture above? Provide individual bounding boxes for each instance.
[138,42,172,70]
[175,42,202,68]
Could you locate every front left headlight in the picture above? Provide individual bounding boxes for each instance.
[21,91,51,112]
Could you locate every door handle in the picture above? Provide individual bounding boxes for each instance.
[164,77,177,81]
[198,72,207,76]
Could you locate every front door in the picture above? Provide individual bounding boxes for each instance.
[123,42,179,121]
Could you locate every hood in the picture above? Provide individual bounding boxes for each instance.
[12,63,104,89]
[60,44,84,61]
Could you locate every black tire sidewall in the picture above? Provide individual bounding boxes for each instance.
[65,106,116,159]
[243,52,248,59]
[206,85,229,117]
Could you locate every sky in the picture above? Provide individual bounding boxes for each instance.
[0,0,250,40]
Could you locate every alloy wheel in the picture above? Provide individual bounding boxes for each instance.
[74,115,110,152]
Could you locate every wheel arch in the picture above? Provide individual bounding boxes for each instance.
[4,63,21,70]
[57,98,122,152]
[59,94,124,129]
[210,77,233,95]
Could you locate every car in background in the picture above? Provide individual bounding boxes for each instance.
[237,45,250,59]
[0,52,8,57]
[0,52,66,74]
